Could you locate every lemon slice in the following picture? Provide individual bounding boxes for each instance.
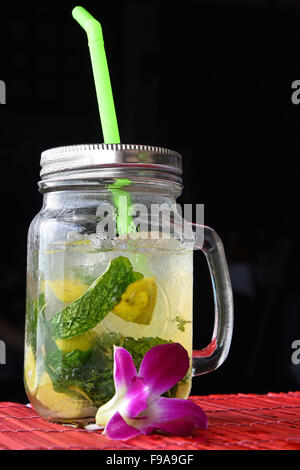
[36,372,87,419]
[24,347,37,394]
[46,279,89,303]
[55,331,96,353]
[113,278,157,325]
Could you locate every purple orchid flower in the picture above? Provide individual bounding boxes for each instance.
[95,342,208,440]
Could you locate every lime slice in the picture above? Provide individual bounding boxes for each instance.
[113,278,157,325]
[24,347,37,394]
[46,279,89,303]
[55,331,96,353]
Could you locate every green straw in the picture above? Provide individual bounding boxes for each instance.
[72,6,134,236]
[108,179,137,237]
[72,6,120,143]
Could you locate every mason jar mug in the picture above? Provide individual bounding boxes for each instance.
[24,144,234,424]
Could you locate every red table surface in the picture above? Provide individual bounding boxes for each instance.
[0,392,300,450]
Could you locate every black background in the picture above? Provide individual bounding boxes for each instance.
[0,0,299,404]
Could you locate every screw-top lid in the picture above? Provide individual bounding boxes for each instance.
[40,144,183,185]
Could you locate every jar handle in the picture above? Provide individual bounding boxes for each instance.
[191,224,234,376]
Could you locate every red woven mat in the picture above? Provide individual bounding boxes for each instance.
[0,392,300,450]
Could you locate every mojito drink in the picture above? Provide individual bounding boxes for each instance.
[24,234,193,424]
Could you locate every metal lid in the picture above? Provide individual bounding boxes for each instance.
[40,143,183,185]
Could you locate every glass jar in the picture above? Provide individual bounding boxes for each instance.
[24,144,233,425]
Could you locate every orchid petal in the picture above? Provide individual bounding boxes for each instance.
[96,346,137,428]
[96,365,149,427]
[119,376,149,419]
[97,342,209,441]
[138,343,189,397]
[96,393,121,427]
[104,411,141,441]
[127,397,208,436]
[113,346,137,394]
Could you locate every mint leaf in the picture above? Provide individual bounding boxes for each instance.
[122,336,172,370]
[44,333,179,406]
[175,315,192,333]
[50,256,143,340]
[44,339,117,406]
[25,293,46,353]
[44,347,111,405]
